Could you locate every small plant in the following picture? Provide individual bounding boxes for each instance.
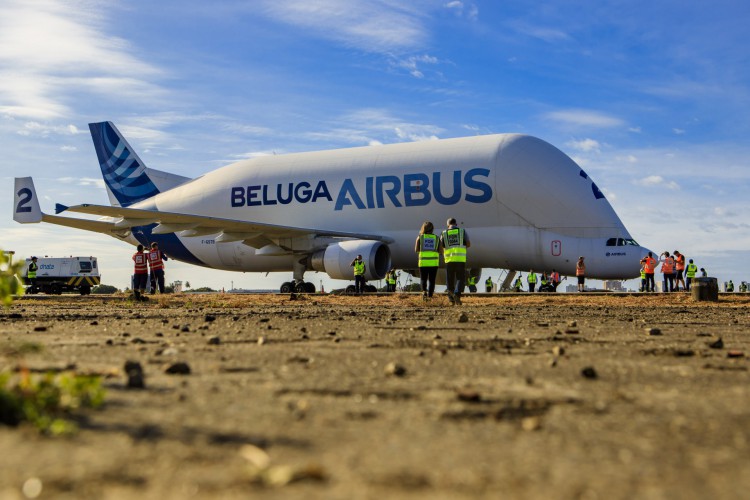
[0,250,24,307]
[0,370,106,435]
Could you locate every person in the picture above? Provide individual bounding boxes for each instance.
[438,217,470,305]
[685,259,698,291]
[550,269,560,291]
[467,275,478,293]
[385,268,397,292]
[576,256,586,292]
[513,275,523,292]
[674,250,686,291]
[527,270,537,293]
[415,221,439,300]
[484,276,493,293]
[26,256,38,290]
[132,244,148,301]
[740,282,748,293]
[660,251,675,292]
[350,254,366,294]
[700,268,707,277]
[639,266,647,292]
[726,280,734,292]
[640,252,657,292]
[148,242,167,294]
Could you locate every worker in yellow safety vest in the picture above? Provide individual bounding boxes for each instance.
[351,254,366,294]
[527,270,537,293]
[415,221,439,300]
[439,217,470,306]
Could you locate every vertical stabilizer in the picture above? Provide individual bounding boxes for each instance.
[89,121,161,207]
[13,177,43,223]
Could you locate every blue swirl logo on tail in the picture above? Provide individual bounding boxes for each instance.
[89,122,160,207]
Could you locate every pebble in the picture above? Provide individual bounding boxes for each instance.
[204,314,216,322]
[581,366,598,379]
[257,336,266,345]
[165,362,191,375]
[208,336,221,345]
[646,327,662,336]
[727,350,744,358]
[458,313,469,323]
[33,326,47,332]
[124,360,145,389]
[567,320,577,327]
[521,416,542,431]
[181,325,190,332]
[708,338,724,349]
[384,362,407,377]
[456,389,481,402]
[552,346,565,356]
[564,328,579,334]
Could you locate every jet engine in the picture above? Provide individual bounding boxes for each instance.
[311,240,391,281]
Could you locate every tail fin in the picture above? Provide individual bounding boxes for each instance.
[13,177,43,223]
[89,121,190,208]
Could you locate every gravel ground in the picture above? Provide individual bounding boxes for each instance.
[1,293,749,499]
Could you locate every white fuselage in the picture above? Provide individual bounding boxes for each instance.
[129,134,650,279]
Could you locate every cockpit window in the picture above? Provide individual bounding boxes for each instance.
[606,238,640,247]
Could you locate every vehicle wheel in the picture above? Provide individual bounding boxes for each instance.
[345,285,356,294]
[80,285,91,296]
[294,281,307,293]
[280,282,294,293]
[50,283,62,295]
[304,282,316,293]
[366,284,377,293]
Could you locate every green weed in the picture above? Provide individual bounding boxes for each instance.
[0,370,105,435]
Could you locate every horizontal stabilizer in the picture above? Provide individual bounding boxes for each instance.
[55,203,69,214]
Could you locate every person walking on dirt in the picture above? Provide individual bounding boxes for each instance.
[576,256,586,292]
[439,217,470,305]
[685,259,698,291]
[484,276,493,293]
[132,244,148,301]
[674,250,686,291]
[26,256,38,290]
[467,275,478,293]
[148,242,167,294]
[640,252,657,292]
[660,251,675,292]
[415,221,439,300]
[351,254,366,294]
[527,270,537,292]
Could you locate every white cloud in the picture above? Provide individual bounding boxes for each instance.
[567,138,600,153]
[545,109,624,128]
[444,1,478,20]
[673,128,686,135]
[634,175,679,190]
[60,145,78,152]
[392,54,440,78]
[258,0,431,53]
[510,21,571,43]
[0,0,162,120]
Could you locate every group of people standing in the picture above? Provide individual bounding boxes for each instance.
[415,217,469,305]
[132,242,167,300]
[639,250,703,292]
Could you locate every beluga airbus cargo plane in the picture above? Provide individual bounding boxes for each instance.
[14,122,652,292]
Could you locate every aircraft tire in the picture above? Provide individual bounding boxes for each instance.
[366,284,377,293]
[280,282,294,293]
[345,285,356,294]
[304,282,316,293]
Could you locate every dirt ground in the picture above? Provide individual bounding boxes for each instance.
[1,292,749,499]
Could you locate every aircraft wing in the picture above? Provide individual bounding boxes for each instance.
[57,203,394,248]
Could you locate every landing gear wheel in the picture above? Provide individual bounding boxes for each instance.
[366,284,377,293]
[294,281,307,293]
[345,285,356,294]
[304,282,316,293]
[280,282,293,293]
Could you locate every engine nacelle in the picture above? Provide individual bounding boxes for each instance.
[311,240,391,281]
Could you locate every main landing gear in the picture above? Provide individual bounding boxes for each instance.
[279,258,316,294]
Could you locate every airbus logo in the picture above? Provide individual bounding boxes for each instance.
[230,168,492,211]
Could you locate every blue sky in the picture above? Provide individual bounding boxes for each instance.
[2,0,749,291]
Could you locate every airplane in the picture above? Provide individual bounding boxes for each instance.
[13,121,652,292]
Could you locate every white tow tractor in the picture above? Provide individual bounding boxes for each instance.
[22,256,101,295]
